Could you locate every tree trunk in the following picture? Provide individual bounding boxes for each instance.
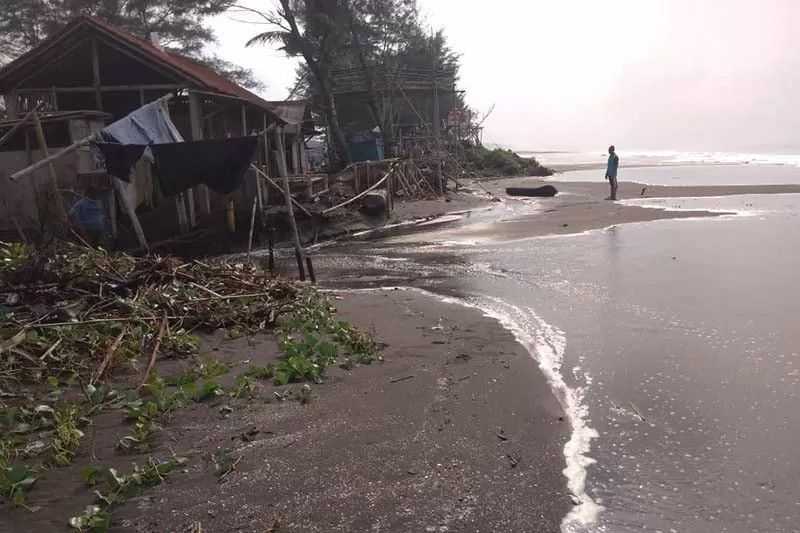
[346,6,396,158]
[278,0,351,168]
[320,75,351,167]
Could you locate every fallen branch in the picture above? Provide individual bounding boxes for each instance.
[92,329,126,384]
[139,315,167,388]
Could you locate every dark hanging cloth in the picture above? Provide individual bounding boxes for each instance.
[95,143,148,181]
[151,136,259,196]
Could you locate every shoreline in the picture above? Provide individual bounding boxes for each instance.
[317,178,800,247]
[0,287,570,533]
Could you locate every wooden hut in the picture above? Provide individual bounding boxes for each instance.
[0,16,309,244]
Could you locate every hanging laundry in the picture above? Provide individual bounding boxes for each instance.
[94,143,147,181]
[92,97,184,208]
[152,137,259,196]
[100,99,184,145]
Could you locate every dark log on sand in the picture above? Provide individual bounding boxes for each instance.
[506,185,558,197]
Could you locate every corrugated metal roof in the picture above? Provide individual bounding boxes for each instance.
[0,16,278,117]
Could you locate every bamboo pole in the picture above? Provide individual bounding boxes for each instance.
[31,111,69,227]
[0,103,42,148]
[247,198,257,258]
[275,126,306,281]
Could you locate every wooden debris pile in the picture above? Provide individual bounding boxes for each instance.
[0,241,300,391]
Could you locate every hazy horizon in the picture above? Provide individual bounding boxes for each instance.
[213,0,800,154]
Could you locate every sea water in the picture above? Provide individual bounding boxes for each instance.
[312,164,800,533]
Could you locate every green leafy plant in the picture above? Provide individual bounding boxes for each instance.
[244,364,274,380]
[231,374,256,399]
[68,504,111,532]
[0,241,31,275]
[51,405,84,466]
[192,380,224,402]
[72,456,187,531]
[160,329,200,358]
[0,439,37,507]
[274,354,321,385]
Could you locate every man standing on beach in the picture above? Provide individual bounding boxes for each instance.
[606,145,619,200]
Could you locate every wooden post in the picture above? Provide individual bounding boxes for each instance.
[186,189,196,227]
[432,72,440,141]
[5,90,18,119]
[247,198,257,257]
[275,126,306,280]
[262,114,271,178]
[291,137,301,174]
[261,113,271,210]
[188,91,211,215]
[32,111,68,227]
[273,127,289,178]
[90,38,103,111]
[241,105,248,135]
[175,194,189,234]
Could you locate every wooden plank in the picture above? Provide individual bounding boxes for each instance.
[91,38,103,111]
[5,90,18,120]
[19,84,184,94]
[188,91,211,215]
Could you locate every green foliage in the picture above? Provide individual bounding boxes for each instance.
[51,405,84,466]
[274,354,322,386]
[0,463,38,508]
[191,380,224,402]
[68,504,111,532]
[231,374,256,399]
[160,329,200,358]
[0,439,37,507]
[72,456,187,531]
[269,288,381,385]
[0,241,30,275]
[465,145,553,177]
[244,364,275,380]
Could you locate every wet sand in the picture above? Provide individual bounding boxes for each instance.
[432,178,800,242]
[0,290,568,533]
[116,290,567,533]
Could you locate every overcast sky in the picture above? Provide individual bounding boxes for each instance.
[212,0,800,153]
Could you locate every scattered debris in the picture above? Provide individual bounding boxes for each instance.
[505,453,520,468]
[390,375,415,384]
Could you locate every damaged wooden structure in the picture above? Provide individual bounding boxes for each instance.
[0,16,314,245]
[330,65,463,158]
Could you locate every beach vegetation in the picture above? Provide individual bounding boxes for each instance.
[465,145,553,177]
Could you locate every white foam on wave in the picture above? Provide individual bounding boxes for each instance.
[338,286,603,531]
[474,295,603,532]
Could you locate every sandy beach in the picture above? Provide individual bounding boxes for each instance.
[3,172,800,533]
[0,289,568,533]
